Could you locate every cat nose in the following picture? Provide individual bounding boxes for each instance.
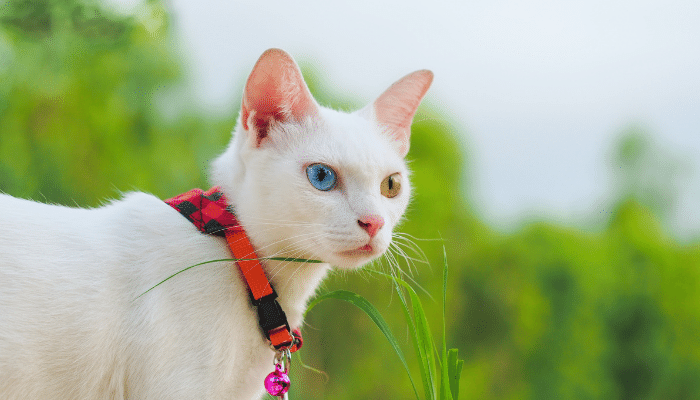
[358,215,384,238]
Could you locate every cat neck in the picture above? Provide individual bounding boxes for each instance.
[212,179,331,329]
[262,258,330,329]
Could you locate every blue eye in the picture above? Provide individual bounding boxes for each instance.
[306,163,337,191]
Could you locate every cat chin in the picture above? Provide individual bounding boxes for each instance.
[331,258,375,270]
[326,246,385,270]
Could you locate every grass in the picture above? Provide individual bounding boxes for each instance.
[305,247,464,400]
[135,257,323,299]
[139,250,464,399]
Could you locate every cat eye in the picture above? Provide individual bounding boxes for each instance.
[306,163,337,191]
[381,173,401,198]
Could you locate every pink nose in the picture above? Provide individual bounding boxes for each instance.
[358,215,384,238]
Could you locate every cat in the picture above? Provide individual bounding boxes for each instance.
[0,48,432,399]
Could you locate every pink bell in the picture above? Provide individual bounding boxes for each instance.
[264,363,291,396]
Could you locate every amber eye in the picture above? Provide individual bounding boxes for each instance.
[381,173,401,198]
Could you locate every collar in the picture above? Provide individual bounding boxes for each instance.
[165,187,302,352]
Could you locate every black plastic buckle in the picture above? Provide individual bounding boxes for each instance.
[255,294,290,340]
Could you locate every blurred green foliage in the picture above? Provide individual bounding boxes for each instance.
[0,0,231,204]
[2,1,700,399]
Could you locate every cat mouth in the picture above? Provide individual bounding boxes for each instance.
[338,244,377,258]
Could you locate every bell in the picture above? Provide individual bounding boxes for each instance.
[264,363,291,396]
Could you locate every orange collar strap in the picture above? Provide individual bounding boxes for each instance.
[166,187,301,352]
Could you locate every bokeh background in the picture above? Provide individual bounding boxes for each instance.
[1,0,699,399]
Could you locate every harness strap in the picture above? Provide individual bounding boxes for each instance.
[165,187,301,352]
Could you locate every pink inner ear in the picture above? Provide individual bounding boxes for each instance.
[373,70,433,156]
[241,49,317,147]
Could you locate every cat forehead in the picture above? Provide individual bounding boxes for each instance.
[292,107,406,172]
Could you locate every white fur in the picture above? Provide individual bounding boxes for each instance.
[0,49,430,399]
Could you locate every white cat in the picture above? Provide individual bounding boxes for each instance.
[0,48,432,399]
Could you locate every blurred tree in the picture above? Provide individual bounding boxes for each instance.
[0,0,229,205]
[611,126,689,222]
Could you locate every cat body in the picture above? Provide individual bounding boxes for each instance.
[0,192,276,399]
[0,49,432,399]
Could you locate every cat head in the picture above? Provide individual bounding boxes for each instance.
[213,49,432,269]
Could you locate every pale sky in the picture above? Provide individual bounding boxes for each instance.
[115,0,700,238]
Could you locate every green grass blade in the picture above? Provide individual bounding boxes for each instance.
[412,286,437,399]
[370,270,437,400]
[439,247,464,400]
[440,247,453,400]
[305,289,421,400]
[447,348,463,400]
[393,278,435,400]
[135,257,322,299]
[135,258,232,299]
[442,246,448,330]
[295,353,330,383]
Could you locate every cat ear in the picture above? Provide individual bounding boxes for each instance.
[240,48,318,147]
[367,70,433,157]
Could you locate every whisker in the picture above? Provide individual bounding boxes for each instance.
[391,239,430,276]
[382,245,402,277]
[239,229,322,259]
[263,232,329,279]
[387,242,413,277]
[240,216,325,226]
[392,233,432,264]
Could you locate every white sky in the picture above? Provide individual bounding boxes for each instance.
[118,0,700,238]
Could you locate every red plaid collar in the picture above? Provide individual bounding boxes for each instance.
[164,187,238,237]
[165,187,301,352]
